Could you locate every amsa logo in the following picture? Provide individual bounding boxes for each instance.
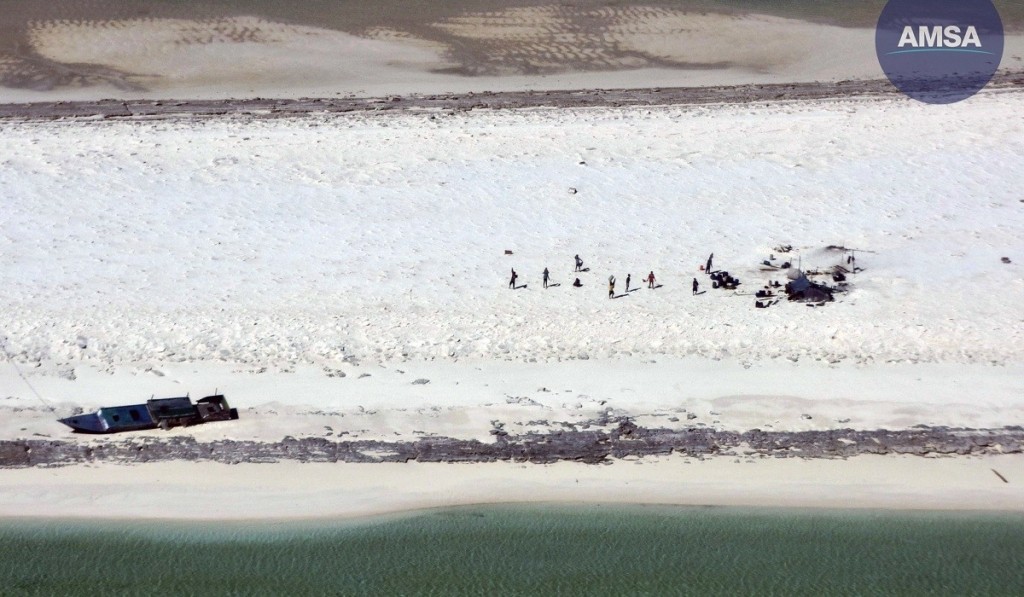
[876,0,1004,103]
[894,25,986,52]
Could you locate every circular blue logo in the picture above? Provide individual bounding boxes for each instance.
[876,0,1003,104]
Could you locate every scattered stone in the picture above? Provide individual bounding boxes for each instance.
[411,378,430,385]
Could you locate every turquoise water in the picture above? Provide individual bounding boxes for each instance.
[2,505,1023,595]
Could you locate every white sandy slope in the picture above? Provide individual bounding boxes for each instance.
[2,455,1023,520]
[2,89,1023,518]
[1,90,1023,449]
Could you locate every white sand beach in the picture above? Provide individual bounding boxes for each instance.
[1,87,1023,517]
[2,456,1023,520]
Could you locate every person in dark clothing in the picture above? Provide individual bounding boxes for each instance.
[647,271,656,288]
[574,254,583,271]
[706,253,714,273]
[543,267,550,289]
[692,278,699,295]
[625,273,631,291]
[573,278,582,287]
[509,268,518,289]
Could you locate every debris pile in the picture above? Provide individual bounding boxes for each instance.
[709,270,740,290]
[784,268,834,303]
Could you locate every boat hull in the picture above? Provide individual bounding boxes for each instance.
[58,395,238,433]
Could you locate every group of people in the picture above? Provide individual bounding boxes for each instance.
[508,253,710,298]
[605,271,657,298]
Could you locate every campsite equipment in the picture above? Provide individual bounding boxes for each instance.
[784,269,834,303]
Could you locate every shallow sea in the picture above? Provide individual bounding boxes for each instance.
[2,504,1023,595]
[3,1,1021,38]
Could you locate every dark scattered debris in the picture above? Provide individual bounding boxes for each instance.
[3,421,1021,468]
[710,270,740,290]
[2,73,1021,122]
[784,269,834,303]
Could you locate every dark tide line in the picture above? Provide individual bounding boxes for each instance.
[2,420,1023,468]
[0,73,1022,122]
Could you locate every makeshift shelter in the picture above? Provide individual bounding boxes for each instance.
[784,269,833,303]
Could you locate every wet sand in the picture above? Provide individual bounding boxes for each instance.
[3,1,1022,103]
[8,2,1018,102]
[3,456,1023,520]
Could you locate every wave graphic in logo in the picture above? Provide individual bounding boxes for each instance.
[886,49,995,56]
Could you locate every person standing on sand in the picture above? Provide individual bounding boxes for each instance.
[647,271,656,289]
[625,273,631,292]
[543,267,550,289]
[706,253,714,273]
[509,268,518,289]
[575,254,583,272]
[608,275,616,299]
[692,278,699,295]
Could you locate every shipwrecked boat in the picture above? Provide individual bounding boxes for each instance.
[59,394,238,434]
